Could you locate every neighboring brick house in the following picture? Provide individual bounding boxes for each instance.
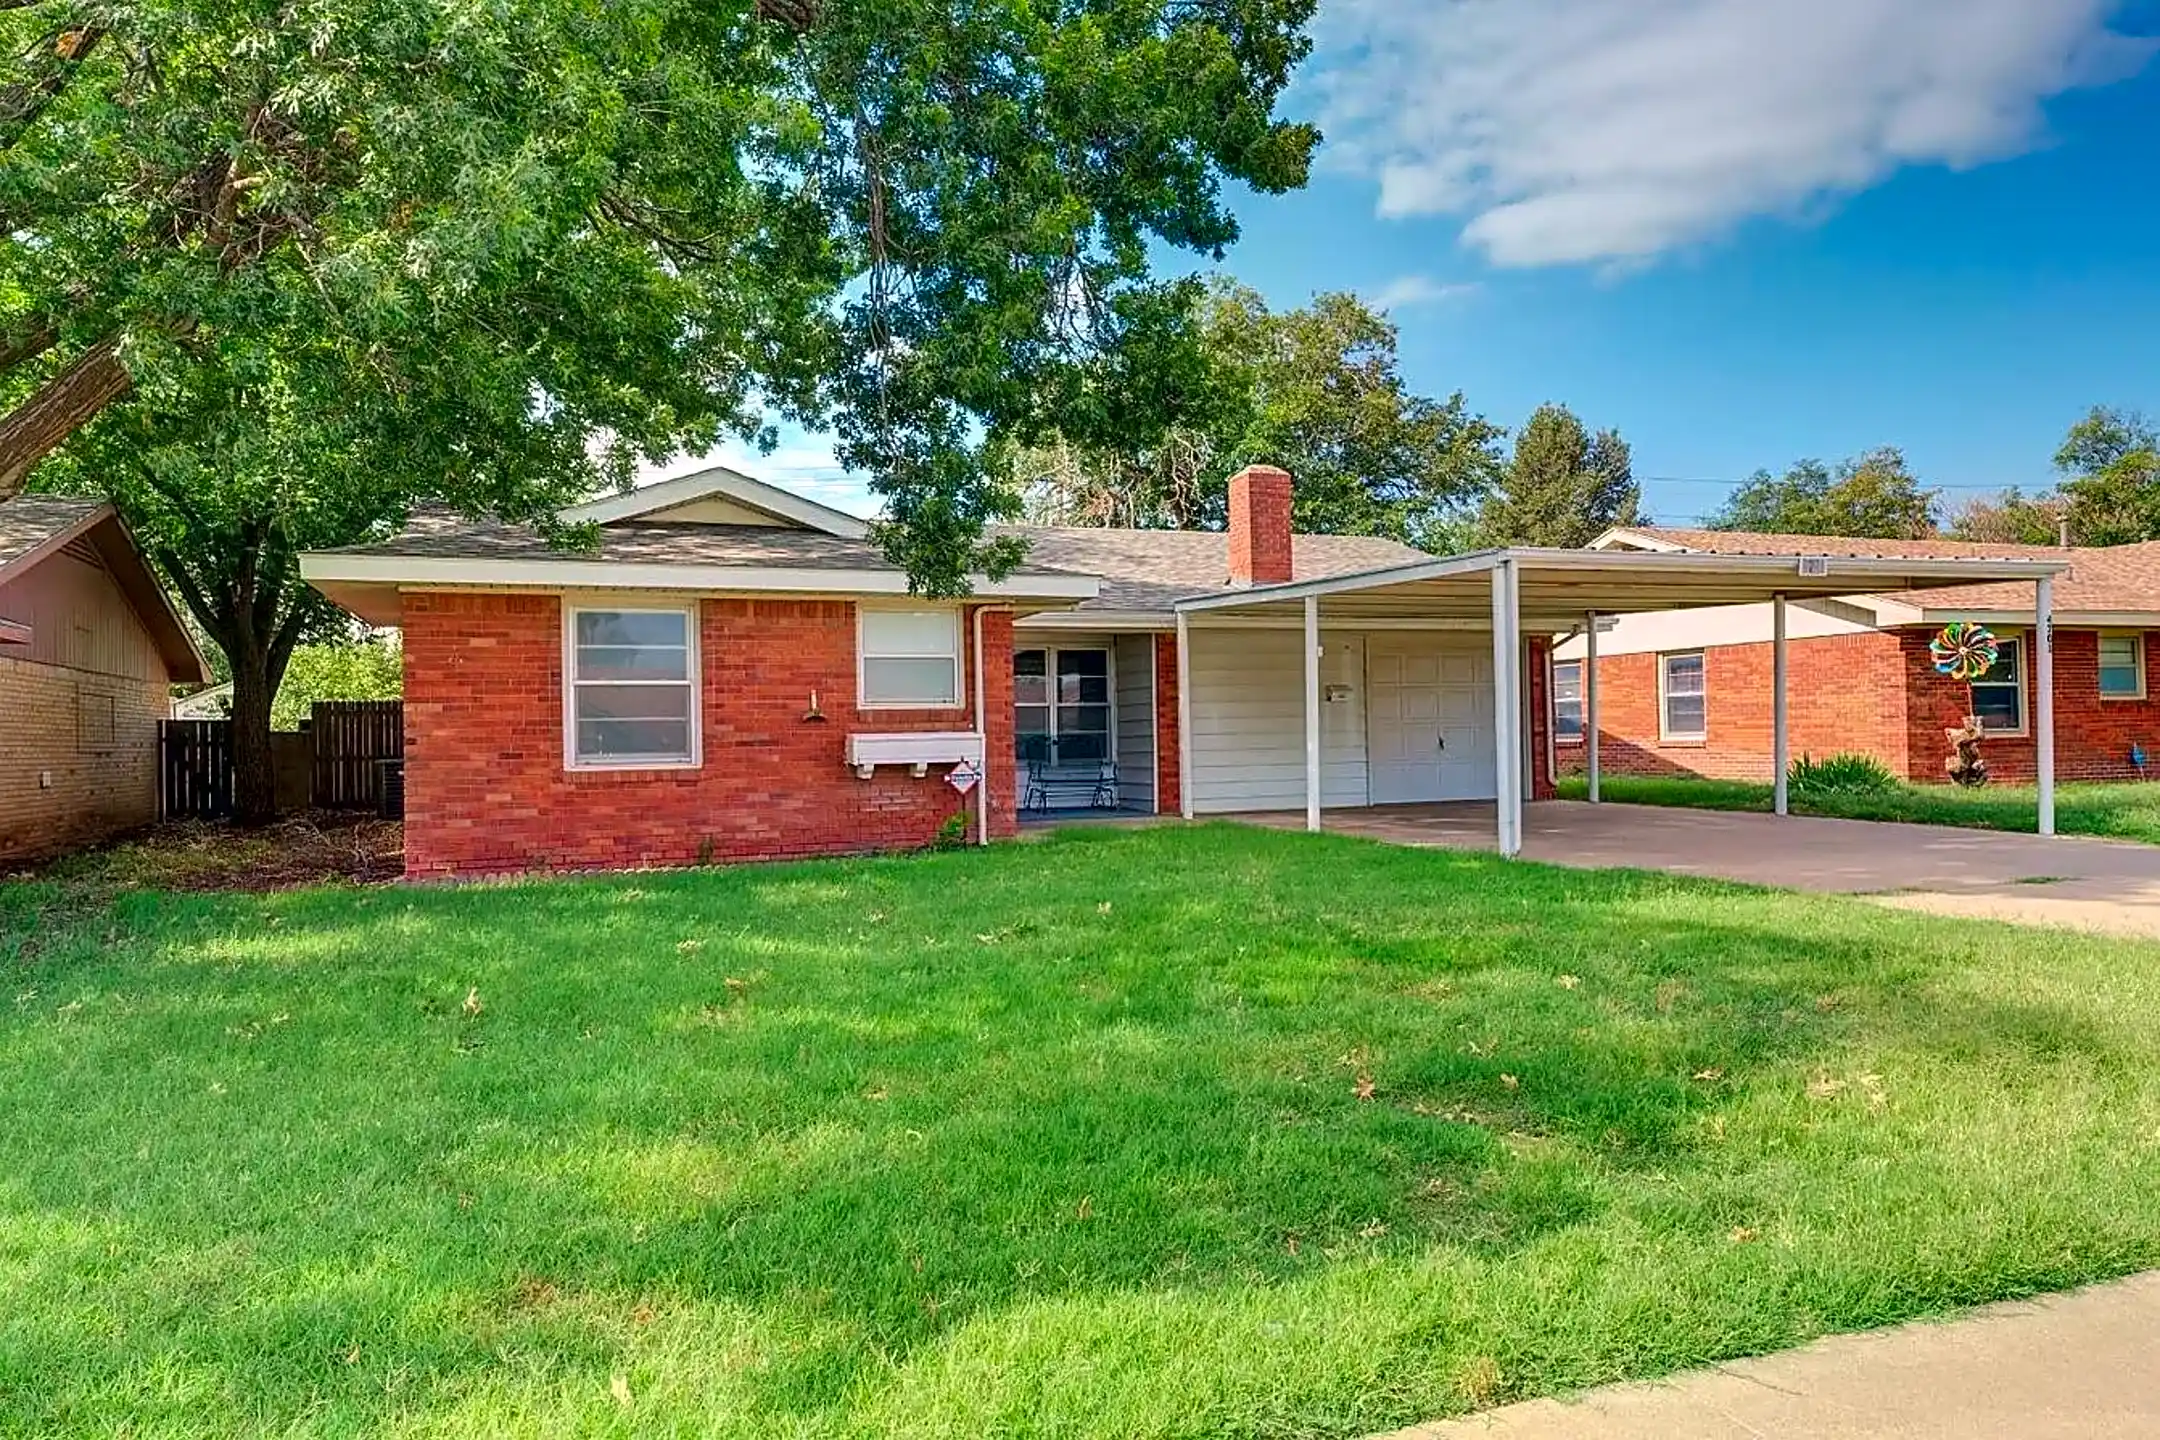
[1552,527,2160,785]
[0,497,209,863]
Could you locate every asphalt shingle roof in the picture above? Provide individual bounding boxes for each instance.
[328,511,1434,612]
[0,495,104,570]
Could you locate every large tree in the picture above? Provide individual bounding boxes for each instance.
[1946,487,2067,546]
[2,0,1321,590]
[1706,447,1938,538]
[1011,282,1504,549]
[1476,403,1639,548]
[9,0,1322,819]
[2054,406,2160,546]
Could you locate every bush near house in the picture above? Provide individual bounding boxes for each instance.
[7,825,2160,1437]
[1787,753,1901,795]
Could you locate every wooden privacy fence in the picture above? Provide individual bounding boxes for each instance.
[159,719,234,819]
[310,701,404,810]
[158,700,404,818]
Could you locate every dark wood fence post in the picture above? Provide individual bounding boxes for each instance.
[310,700,405,809]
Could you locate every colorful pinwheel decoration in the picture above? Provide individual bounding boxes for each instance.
[1930,622,1999,682]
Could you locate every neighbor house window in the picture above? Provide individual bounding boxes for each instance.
[1552,659,1584,743]
[2100,633,2146,700]
[860,608,962,707]
[1968,634,2026,734]
[1660,652,1706,741]
[565,605,698,768]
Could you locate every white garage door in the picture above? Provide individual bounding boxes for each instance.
[1367,638,1497,804]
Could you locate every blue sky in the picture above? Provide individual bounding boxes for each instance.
[688,0,2160,528]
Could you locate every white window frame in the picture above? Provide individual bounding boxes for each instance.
[1014,645,1119,765]
[857,606,964,710]
[2098,631,2147,702]
[1658,651,1707,743]
[562,599,702,771]
[1550,657,1585,746]
[1968,630,2029,737]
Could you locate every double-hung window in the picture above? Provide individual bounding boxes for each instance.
[1551,659,1585,743]
[860,609,962,708]
[566,605,698,768]
[1659,652,1706,742]
[1969,635,2026,733]
[2100,633,2146,700]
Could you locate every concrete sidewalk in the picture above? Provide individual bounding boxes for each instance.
[1372,1271,2160,1440]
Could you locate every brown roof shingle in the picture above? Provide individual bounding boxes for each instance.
[0,495,105,571]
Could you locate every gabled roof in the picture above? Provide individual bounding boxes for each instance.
[1002,526,1430,617]
[561,465,870,537]
[0,495,210,681]
[1590,525,2160,625]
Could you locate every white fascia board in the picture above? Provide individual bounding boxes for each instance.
[1173,552,1508,613]
[1013,608,1173,632]
[298,550,1097,602]
[561,466,871,538]
[1901,607,2160,629]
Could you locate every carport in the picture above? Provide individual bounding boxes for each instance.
[1170,547,2071,856]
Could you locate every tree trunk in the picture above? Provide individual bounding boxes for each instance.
[229,640,279,825]
[0,332,134,498]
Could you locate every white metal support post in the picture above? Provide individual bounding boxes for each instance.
[1772,592,1790,817]
[1584,610,1601,804]
[2036,575,2056,837]
[1176,609,1194,820]
[1491,560,1524,857]
[1304,594,1322,833]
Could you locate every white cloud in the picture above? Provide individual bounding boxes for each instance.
[1313,0,2154,267]
[1364,275,1483,311]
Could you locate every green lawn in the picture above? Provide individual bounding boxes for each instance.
[1555,773,2160,845]
[7,826,2160,1437]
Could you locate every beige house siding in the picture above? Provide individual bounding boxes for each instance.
[1186,626,1371,813]
[0,543,174,863]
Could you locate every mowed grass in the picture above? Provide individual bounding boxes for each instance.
[6,825,2160,1438]
[1556,772,2160,845]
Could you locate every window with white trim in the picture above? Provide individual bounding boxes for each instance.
[566,605,698,767]
[860,608,962,707]
[1552,659,1584,743]
[2100,633,2145,700]
[1969,634,2026,734]
[1660,652,1706,741]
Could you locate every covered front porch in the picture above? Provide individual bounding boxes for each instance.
[1173,547,2073,854]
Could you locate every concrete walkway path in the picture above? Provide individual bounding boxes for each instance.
[1231,801,2160,940]
[1372,1270,2160,1439]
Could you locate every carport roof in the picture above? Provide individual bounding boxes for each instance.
[1171,547,2071,630]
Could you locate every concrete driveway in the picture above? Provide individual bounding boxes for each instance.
[1231,800,2160,939]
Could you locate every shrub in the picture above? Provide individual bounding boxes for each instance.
[1788,752,1900,795]
[932,812,972,850]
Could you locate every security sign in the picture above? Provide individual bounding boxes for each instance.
[946,758,983,795]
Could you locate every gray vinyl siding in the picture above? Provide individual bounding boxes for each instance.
[1112,633,1156,811]
[1187,628,1370,813]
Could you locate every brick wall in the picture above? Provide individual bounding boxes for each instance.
[400,593,1018,880]
[1901,628,2160,783]
[1526,636,1557,800]
[1558,627,2160,785]
[0,656,166,863]
[1153,631,1181,815]
[1227,466,1294,586]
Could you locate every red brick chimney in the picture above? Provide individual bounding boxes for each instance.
[1228,465,1294,586]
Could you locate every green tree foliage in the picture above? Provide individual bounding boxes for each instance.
[1946,488,2068,546]
[1476,403,1640,547]
[1011,282,1504,550]
[1706,448,1939,538]
[2054,406,2160,546]
[271,638,402,731]
[7,0,1321,817]
[0,0,1322,594]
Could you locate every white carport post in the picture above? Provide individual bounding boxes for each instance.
[2036,574,2056,837]
[1176,609,1194,820]
[1304,594,1322,833]
[1584,611,1601,804]
[1772,592,1790,816]
[1491,558,1524,857]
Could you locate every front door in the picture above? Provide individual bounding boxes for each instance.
[1367,639,1497,804]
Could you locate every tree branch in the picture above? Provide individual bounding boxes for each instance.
[0,331,134,498]
[151,543,233,653]
[0,23,106,153]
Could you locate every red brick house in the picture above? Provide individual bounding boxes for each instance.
[300,478,2069,879]
[1554,527,2160,786]
[1,497,209,863]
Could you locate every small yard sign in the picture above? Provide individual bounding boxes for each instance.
[947,759,983,794]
